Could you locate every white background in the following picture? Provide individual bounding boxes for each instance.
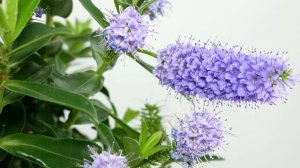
[66,0,300,167]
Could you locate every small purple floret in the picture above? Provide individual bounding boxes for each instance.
[170,111,224,162]
[84,150,127,168]
[34,6,44,18]
[104,6,149,54]
[153,40,297,104]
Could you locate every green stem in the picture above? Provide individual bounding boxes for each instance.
[46,15,53,27]
[64,110,80,129]
[137,48,157,58]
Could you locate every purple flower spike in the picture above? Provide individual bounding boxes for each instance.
[84,149,127,168]
[104,6,149,54]
[148,0,170,20]
[170,111,224,163]
[153,40,297,105]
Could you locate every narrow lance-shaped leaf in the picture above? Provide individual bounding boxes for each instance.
[7,23,70,66]
[139,119,148,148]
[79,0,109,28]
[0,6,9,32]
[96,123,120,152]
[0,134,101,168]
[4,80,99,124]
[13,0,40,40]
[3,0,18,32]
[141,131,163,154]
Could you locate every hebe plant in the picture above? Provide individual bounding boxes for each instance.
[0,0,297,168]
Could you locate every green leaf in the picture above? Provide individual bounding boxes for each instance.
[141,131,162,154]
[2,0,18,32]
[141,145,170,159]
[79,0,109,28]
[139,119,148,148]
[123,137,142,166]
[96,123,120,152]
[40,121,66,138]
[14,0,40,40]
[4,80,99,123]
[92,99,139,140]
[123,108,139,123]
[3,63,53,106]
[74,105,109,125]
[6,23,70,66]
[0,134,100,168]
[0,6,9,32]
[0,101,25,161]
[137,48,157,58]
[114,0,120,13]
[54,70,104,95]
[40,0,73,18]
[128,54,154,73]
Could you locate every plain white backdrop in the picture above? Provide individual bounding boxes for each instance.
[66,0,300,167]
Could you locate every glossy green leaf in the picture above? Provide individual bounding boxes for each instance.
[96,123,120,152]
[4,80,99,123]
[79,0,109,28]
[92,99,139,140]
[40,0,73,18]
[54,70,104,95]
[2,0,18,32]
[0,6,9,32]
[0,134,100,168]
[139,119,148,148]
[13,0,40,40]
[6,23,70,65]
[123,108,139,123]
[3,63,53,106]
[74,105,109,125]
[141,145,170,159]
[141,131,162,154]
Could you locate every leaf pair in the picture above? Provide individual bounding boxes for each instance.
[123,120,171,167]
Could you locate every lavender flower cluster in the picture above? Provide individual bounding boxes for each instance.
[171,111,224,163]
[153,40,296,104]
[84,150,127,168]
[104,6,149,54]
[148,0,170,20]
